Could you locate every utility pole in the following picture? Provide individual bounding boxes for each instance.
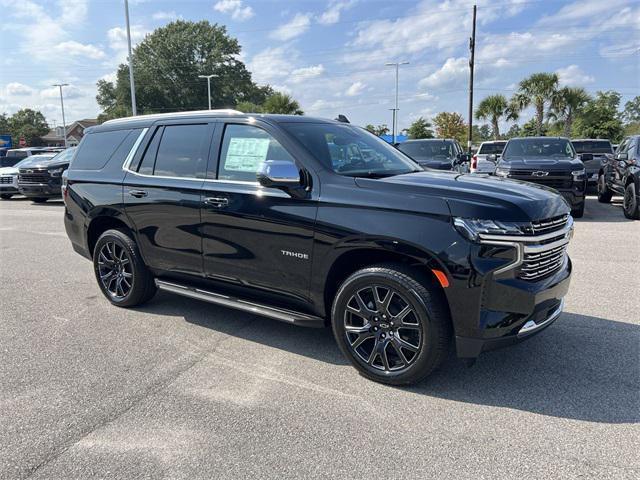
[385,61,409,143]
[467,4,477,153]
[124,0,137,116]
[52,83,68,148]
[198,75,218,110]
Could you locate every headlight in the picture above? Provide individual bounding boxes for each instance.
[454,217,524,242]
[571,169,586,181]
[49,167,65,177]
[495,168,509,177]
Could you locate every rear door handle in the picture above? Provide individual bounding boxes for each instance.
[204,196,229,208]
[128,189,148,198]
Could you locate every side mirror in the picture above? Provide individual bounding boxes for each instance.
[487,154,498,162]
[617,152,629,161]
[257,160,302,189]
[580,153,594,162]
[457,153,471,163]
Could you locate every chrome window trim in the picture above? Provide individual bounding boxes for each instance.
[121,127,149,172]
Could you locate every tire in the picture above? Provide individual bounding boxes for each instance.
[93,229,157,307]
[331,263,451,385]
[623,182,640,220]
[597,174,613,203]
[0,194,12,199]
[571,201,585,219]
[32,197,48,203]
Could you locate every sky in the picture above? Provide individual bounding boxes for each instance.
[0,0,638,132]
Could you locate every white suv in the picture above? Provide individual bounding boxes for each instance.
[471,140,506,174]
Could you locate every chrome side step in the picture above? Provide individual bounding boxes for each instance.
[155,279,325,328]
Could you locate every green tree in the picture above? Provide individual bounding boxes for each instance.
[6,109,49,146]
[574,91,624,141]
[0,113,9,134]
[521,118,546,137]
[549,87,590,137]
[364,124,390,136]
[471,124,492,142]
[504,124,522,138]
[621,96,640,123]
[433,112,466,143]
[236,101,264,113]
[261,93,303,115]
[96,20,282,118]
[405,117,434,139]
[475,94,517,139]
[510,72,559,136]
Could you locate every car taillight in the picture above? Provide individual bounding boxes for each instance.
[471,155,478,170]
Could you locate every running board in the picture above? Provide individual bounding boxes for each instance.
[155,279,325,328]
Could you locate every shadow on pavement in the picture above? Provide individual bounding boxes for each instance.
[575,196,631,223]
[141,291,638,424]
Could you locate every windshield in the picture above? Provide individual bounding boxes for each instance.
[44,147,76,164]
[502,138,575,160]
[6,150,28,159]
[478,142,506,155]
[398,140,456,160]
[571,140,613,154]
[281,123,421,178]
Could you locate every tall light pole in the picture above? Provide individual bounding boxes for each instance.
[198,74,217,110]
[52,83,68,148]
[467,4,477,153]
[385,61,409,143]
[124,0,137,116]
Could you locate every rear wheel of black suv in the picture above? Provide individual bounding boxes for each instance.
[331,264,451,385]
[93,229,157,307]
[597,174,613,203]
[623,182,639,220]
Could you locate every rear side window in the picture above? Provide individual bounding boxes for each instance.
[572,140,612,154]
[152,124,209,178]
[478,143,506,155]
[72,129,139,170]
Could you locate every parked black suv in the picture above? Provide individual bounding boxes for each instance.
[18,147,76,202]
[571,139,614,185]
[397,139,470,172]
[494,137,587,218]
[63,111,573,385]
[597,135,640,219]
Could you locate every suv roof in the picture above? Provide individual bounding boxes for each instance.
[400,138,458,143]
[571,138,611,142]
[480,140,506,144]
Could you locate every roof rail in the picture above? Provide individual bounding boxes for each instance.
[102,109,244,125]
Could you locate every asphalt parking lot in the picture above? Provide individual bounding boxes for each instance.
[1,195,638,479]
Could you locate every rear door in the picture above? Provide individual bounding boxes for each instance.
[123,120,215,276]
[613,138,630,193]
[200,120,318,304]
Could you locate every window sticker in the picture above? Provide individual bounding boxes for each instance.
[224,137,270,172]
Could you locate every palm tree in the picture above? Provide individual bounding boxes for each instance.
[262,93,304,115]
[475,94,518,139]
[549,87,591,137]
[510,72,559,135]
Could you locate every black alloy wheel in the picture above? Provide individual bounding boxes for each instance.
[97,241,134,299]
[623,183,639,219]
[597,174,612,203]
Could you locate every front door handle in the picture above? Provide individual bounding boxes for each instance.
[204,196,229,208]
[128,189,148,198]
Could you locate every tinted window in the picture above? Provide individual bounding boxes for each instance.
[153,124,209,178]
[218,124,294,182]
[398,141,456,160]
[137,128,162,175]
[571,140,612,154]
[478,142,506,155]
[72,129,134,170]
[6,151,27,159]
[502,138,575,159]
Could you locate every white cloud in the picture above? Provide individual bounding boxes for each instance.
[345,81,366,97]
[271,13,312,41]
[290,64,325,83]
[40,85,84,100]
[5,82,35,96]
[53,41,105,59]
[248,47,295,84]
[152,11,181,21]
[213,0,254,21]
[419,57,468,89]
[555,65,595,87]
[318,0,357,25]
[107,25,148,52]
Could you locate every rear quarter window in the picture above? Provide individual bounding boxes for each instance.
[72,129,140,170]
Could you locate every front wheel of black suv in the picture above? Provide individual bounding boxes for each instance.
[32,197,48,203]
[93,229,157,307]
[623,182,640,220]
[597,174,613,203]
[331,264,451,385]
[571,201,585,219]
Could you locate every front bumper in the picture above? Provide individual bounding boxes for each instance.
[18,180,62,198]
[0,176,18,193]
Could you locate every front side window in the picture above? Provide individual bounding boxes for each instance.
[398,141,456,161]
[218,124,294,182]
[283,123,420,178]
[478,142,506,155]
[502,138,575,160]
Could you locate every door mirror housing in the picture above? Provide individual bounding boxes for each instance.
[616,152,629,161]
[580,153,594,162]
[457,153,471,163]
[257,160,302,189]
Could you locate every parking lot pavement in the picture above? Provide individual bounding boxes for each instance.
[1,196,638,479]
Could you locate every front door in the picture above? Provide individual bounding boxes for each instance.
[200,121,318,305]
[123,121,215,276]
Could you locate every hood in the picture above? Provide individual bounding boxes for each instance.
[18,157,64,169]
[498,156,583,171]
[0,166,18,175]
[355,171,570,222]
[418,159,453,169]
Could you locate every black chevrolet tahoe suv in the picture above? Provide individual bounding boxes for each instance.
[63,111,573,385]
[597,135,640,219]
[18,147,76,202]
[397,139,470,172]
[494,137,587,218]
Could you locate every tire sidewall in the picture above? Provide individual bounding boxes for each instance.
[93,230,140,306]
[624,183,638,219]
[332,270,442,384]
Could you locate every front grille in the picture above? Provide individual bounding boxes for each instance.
[525,177,572,189]
[0,176,12,184]
[509,171,572,190]
[19,169,49,184]
[530,214,569,235]
[518,243,568,281]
